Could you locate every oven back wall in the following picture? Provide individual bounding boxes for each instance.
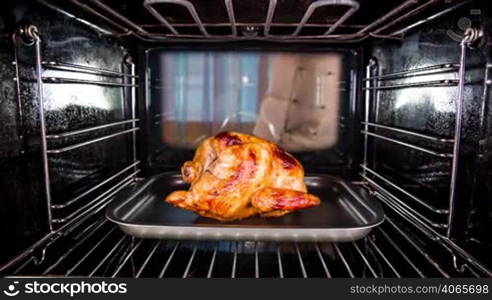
[144,48,360,177]
[0,2,133,265]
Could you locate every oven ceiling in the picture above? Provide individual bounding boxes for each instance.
[41,0,466,41]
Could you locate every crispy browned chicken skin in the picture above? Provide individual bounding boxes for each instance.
[165,131,320,221]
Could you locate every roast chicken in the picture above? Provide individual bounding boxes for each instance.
[165,131,320,221]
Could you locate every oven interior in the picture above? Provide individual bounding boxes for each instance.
[0,0,491,278]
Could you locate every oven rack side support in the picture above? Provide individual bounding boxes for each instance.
[360,28,483,237]
[11,25,141,230]
[359,28,490,276]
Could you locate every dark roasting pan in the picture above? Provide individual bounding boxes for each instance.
[106,173,385,242]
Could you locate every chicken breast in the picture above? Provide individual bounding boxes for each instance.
[165,131,320,221]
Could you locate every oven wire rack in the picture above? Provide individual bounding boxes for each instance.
[37,0,471,42]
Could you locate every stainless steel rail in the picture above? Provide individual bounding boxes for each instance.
[182,245,198,278]
[65,227,119,276]
[314,244,331,278]
[355,0,418,35]
[295,243,307,278]
[363,176,448,229]
[39,0,467,41]
[7,216,491,277]
[47,128,139,154]
[291,0,360,36]
[111,239,144,277]
[51,172,139,224]
[361,130,453,158]
[38,0,115,35]
[42,76,138,87]
[67,0,130,34]
[88,0,149,34]
[363,79,459,90]
[136,241,162,278]
[140,22,366,29]
[371,0,438,35]
[88,236,129,277]
[42,219,109,274]
[144,0,209,37]
[0,177,135,273]
[33,32,54,231]
[263,0,277,36]
[334,243,354,278]
[51,161,140,209]
[390,0,473,36]
[231,241,238,278]
[361,165,449,214]
[376,227,425,277]
[368,238,401,278]
[353,241,377,277]
[363,63,460,81]
[362,122,453,143]
[159,242,180,278]
[254,242,260,278]
[224,0,237,36]
[42,61,139,78]
[384,218,450,277]
[447,39,467,237]
[47,119,139,139]
[207,243,218,278]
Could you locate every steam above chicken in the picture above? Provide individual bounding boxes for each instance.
[165,131,320,221]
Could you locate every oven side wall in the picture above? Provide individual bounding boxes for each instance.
[364,0,491,268]
[0,1,135,266]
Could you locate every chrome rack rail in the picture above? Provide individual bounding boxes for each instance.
[12,26,140,234]
[47,128,139,154]
[51,171,138,224]
[42,76,137,87]
[51,161,140,209]
[374,188,492,277]
[5,214,490,277]
[38,0,470,41]
[363,175,448,229]
[46,119,139,139]
[0,175,134,273]
[361,165,449,215]
[361,57,465,237]
[360,131,453,158]
[42,61,139,78]
[291,0,360,37]
[361,122,454,143]
[363,63,460,81]
[363,79,459,90]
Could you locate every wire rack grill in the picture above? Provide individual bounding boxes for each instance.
[3,195,490,278]
[38,0,469,42]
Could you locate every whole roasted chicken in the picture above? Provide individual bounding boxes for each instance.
[165,131,320,221]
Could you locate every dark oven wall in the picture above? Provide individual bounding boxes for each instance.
[364,0,491,269]
[0,1,137,266]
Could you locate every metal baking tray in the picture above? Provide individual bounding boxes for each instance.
[106,172,384,242]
